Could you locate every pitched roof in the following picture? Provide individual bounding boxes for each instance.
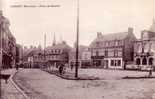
[27,49,43,57]
[46,42,71,50]
[97,32,128,41]
[89,32,129,47]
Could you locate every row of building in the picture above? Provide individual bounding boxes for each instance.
[23,20,155,70]
[134,21,155,70]
[1,9,154,70]
[0,10,22,68]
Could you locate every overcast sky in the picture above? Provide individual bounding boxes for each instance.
[1,0,155,47]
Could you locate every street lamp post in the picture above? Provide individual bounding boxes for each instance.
[75,0,79,78]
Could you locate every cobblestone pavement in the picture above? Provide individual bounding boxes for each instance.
[1,69,26,99]
[14,69,155,99]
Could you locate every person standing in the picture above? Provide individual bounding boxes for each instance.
[59,64,64,75]
[16,64,19,70]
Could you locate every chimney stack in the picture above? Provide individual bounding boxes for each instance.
[128,27,133,34]
[0,10,3,16]
[97,32,102,38]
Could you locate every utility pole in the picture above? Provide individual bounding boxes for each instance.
[0,11,3,99]
[21,44,24,67]
[75,0,79,78]
[44,33,46,69]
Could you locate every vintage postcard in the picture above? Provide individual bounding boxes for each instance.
[0,0,155,99]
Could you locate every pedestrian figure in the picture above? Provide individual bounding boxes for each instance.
[59,64,64,75]
[148,65,153,77]
[16,64,19,70]
[71,65,73,70]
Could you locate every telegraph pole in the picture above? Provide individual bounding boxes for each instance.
[75,0,79,78]
[44,33,46,69]
[0,11,3,99]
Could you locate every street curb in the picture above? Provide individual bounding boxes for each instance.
[9,69,30,99]
[43,69,100,80]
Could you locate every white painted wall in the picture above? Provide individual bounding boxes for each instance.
[108,58,123,69]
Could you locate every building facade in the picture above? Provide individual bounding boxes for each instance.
[21,45,44,68]
[45,41,71,67]
[23,41,71,68]
[134,20,155,70]
[90,27,136,69]
[0,10,16,68]
[27,49,44,68]
[69,45,91,68]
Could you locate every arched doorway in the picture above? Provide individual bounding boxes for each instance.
[142,57,147,65]
[149,58,153,65]
[136,58,140,65]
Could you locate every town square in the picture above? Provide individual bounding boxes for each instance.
[1,0,155,99]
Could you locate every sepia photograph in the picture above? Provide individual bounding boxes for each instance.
[0,0,155,99]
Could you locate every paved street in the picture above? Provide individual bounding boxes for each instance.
[1,69,25,99]
[14,69,155,99]
[64,68,155,80]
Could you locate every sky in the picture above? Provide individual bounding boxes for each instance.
[1,0,155,48]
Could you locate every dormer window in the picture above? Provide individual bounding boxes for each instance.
[96,51,99,56]
[59,49,61,53]
[96,42,100,47]
[105,42,108,47]
[108,41,110,46]
[115,40,118,46]
[118,40,123,46]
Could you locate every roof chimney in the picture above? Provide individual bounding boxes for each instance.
[52,33,56,46]
[0,10,2,16]
[97,32,102,38]
[62,41,66,44]
[128,27,133,34]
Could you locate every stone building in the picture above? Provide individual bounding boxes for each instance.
[23,40,71,68]
[0,10,16,68]
[22,45,42,68]
[45,41,71,67]
[134,20,155,70]
[90,27,136,69]
[27,47,44,68]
